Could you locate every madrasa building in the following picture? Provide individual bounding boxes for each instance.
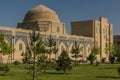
[0,5,113,63]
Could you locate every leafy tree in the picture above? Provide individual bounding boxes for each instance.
[87,47,100,65]
[71,41,82,66]
[56,50,72,74]
[116,47,120,62]
[28,30,45,80]
[109,43,118,64]
[0,33,13,63]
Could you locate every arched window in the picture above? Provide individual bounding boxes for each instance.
[19,43,23,50]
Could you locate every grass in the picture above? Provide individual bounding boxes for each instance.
[0,64,120,80]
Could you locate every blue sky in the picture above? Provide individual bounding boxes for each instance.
[0,0,120,34]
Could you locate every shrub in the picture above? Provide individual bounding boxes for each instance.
[13,60,21,65]
[0,64,10,73]
[109,55,115,64]
[3,64,10,73]
[101,58,106,63]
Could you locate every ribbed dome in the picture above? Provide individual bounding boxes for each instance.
[23,5,60,23]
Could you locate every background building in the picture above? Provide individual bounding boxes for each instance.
[0,5,113,63]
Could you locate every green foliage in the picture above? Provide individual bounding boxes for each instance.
[0,64,10,73]
[56,50,72,74]
[108,43,119,64]
[13,60,21,65]
[0,33,14,63]
[87,53,96,65]
[3,64,10,73]
[45,35,56,60]
[101,58,106,63]
[28,30,46,80]
[109,55,115,64]
[0,33,13,55]
[87,47,100,65]
[37,55,48,73]
[71,41,82,66]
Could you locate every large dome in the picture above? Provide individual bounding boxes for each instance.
[23,5,60,23]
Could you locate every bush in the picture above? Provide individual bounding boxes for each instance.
[95,61,100,66]
[109,55,115,64]
[101,58,106,63]
[0,64,10,73]
[3,64,10,73]
[87,54,96,65]
[13,60,21,65]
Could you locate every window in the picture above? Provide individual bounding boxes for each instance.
[19,43,23,50]
[57,27,59,32]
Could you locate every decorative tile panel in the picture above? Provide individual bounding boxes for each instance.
[0,30,12,35]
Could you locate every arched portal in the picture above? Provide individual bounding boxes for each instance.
[57,42,67,58]
[14,38,27,61]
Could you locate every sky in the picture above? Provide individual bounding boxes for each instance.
[0,0,120,35]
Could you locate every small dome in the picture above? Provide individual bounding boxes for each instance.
[23,5,60,23]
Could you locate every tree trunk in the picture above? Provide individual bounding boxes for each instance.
[75,54,77,66]
[32,43,36,80]
[32,52,35,80]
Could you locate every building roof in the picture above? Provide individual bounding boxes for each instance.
[23,5,60,23]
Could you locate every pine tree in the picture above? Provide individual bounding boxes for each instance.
[71,41,82,66]
[28,30,45,80]
[56,50,72,74]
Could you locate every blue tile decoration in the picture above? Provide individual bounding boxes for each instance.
[5,35,12,43]
[0,30,12,35]
[15,36,27,44]
[16,32,27,36]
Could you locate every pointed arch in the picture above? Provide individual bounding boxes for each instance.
[14,38,27,61]
[86,44,91,57]
[58,42,67,57]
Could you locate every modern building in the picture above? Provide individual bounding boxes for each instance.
[0,5,113,63]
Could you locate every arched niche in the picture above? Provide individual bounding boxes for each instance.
[86,44,91,57]
[79,43,84,58]
[58,42,67,58]
[14,38,27,61]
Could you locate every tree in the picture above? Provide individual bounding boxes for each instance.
[45,35,56,60]
[56,50,72,74]
[0,33,13,63]
[109,43,118,64]
[87,47,100,65]
[52,44,58,60]
[71,41,82,66]
[28,30,45,80]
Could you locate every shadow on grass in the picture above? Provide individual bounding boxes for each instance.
[96,76,120,79]
[45,72,70,75]
[0,73,13,76]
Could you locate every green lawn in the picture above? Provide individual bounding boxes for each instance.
[0,64,120,80]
